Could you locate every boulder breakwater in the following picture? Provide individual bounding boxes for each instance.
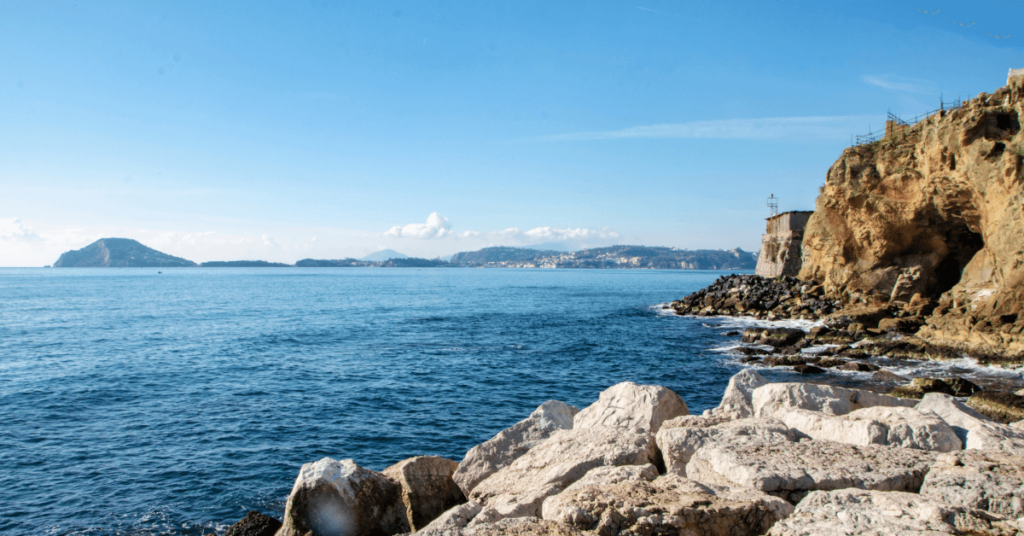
[229,375,1024,536]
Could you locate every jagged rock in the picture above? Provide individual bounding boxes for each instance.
[573,382,687,433]
[541,469,793,536]
[712,369,769,419]
[763,355,806,367]
[685,437,935,503]
[660,413,732,430]
[920,450,1024,520]
[779,406,962,452]
[224,511,281,536]
[792,364,825,374]
[463,517,585,536]
[967,390,1024,423]
[758,328,806,348]
[277,458,408,536]
[807,326,830,338]
[418,502,483,534]
[468,426,658,518]
[891,377,982,399]
[656,418,795,476]
[917,393,1024,450]
[453,400,579,496]
[815,356,845,368]
[383,456,465,531]
[767,488,1015,536]
[751,382,916,419]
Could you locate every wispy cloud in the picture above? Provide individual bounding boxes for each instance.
[0,218,41,242]
[537,115,879,143]
[862,75,930,94]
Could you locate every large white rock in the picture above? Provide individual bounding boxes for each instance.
[417,502,483,534]
[714,369,770,419]
[920,450,1024,520]
[572,382,688,433]
[916,392,1024,450]
[752,382,916,419]
[685,437,936,503]
[779,406,962,452]
[656,417,796,476]
[382,456,464,531]
[541,467,792,536]
[767,488,1015,536]
[468,426,658,519]
[277,457,408,536]
[453,400,579,496]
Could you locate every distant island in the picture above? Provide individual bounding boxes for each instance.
[53,238,197,267]
[52,239,756,270]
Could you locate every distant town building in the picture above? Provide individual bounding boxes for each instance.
[755,210,813,277]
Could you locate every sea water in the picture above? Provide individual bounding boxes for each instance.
[1,267,1017,535]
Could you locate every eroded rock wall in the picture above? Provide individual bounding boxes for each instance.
[799,79,1024,354]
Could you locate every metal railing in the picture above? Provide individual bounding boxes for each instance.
[851,95,966,147]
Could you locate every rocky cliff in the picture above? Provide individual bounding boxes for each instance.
[54,238,197,267]
[799,78,1024,355]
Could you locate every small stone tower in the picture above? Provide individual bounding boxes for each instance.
[755,210,814,277]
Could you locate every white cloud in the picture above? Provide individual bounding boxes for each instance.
[539,115,879,142]
[0,218,41,241]
[862,75,930,94]
[385,212,453,238]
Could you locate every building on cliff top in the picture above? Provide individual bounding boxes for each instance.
[755,210,813,277]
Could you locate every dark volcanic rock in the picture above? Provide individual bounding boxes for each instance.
[225,511,281,536]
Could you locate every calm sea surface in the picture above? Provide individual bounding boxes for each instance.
[0,267,832,535]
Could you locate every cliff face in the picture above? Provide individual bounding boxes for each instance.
[54,238,197,267]
[799,79,1024,354]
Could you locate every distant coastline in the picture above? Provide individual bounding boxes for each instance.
[51,240,758,271]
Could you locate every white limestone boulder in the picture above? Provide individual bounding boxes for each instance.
[916,392,1024,450]
[463,517,585,536]
[752,382,915,419]
[417,502,483,535]
[541,467,792,536]
[685,438,935,503]
[714,369,770,419]
[921,450,1024,520]
[277,457,408,536]
[382,455,465,531]
[572,382,688,433]
[453,400,579,496]
[659,413,732,430]
[767,488,1015,536]
[468,426,658,519]
[656,417,796,476]
[779,406,962,452]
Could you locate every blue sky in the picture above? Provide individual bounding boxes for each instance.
[1,0,1021,265]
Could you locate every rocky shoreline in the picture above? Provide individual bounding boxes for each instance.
[227,375,1024,536]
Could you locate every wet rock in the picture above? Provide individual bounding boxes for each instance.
[762,355,807,367]
[807,326,830,338]
[878,317,924,333]
[779,406,962,452]
[967,390,1024,424]
[873,369,906,382]
[793,364,825,374]
[277,458,408,536]
[712,369,769,419]
[573,382,688,433]
[916,393,1024,450]
[920,450,1024,520]
[225,511,281,536]
[840,361,879,372]
[736,346,769,356]
[656,418,795,476]
[758,328,805,348]
[542,469,793,536]
[468,426,658,518]
[454,400,579,495]
[752,382,916,419]
[815,356,845,368]
[383,456,465,531]
[766,488,1014,536]
[892,377,982,399]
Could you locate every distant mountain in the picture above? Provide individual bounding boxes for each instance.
[200,260,291,267]
[295,258,366,267]
[360,249,408,262]
[449,246,563,266]
[53,238,196,268]
[448,245,756,270]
